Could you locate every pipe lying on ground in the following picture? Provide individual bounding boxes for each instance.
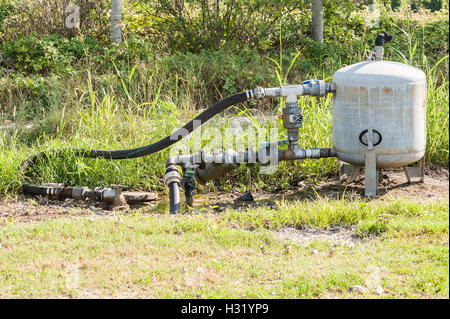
[23,183,127,207]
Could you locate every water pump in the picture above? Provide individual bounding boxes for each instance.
[22,32,427,213]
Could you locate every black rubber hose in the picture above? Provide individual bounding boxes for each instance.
[20,91,250,179]
[23,184,49,196]
[169,182,180,214]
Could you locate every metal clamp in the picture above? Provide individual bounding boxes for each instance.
[164,170,181,186]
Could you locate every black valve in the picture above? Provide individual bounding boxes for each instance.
[182,174,195,209]
[375,32,393,46]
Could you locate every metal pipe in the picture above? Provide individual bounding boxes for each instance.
[166,146,336,213]
[22,184,127,207]
[278,147,336,161]
[182,166,195,209]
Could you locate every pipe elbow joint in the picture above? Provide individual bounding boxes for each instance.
[375,32,392,46]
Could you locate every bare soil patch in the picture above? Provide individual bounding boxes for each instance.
[197,165,449,211]
[275,226,360,247]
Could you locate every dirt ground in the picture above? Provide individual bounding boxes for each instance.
[0,165,448,223]
[198,164,449,210]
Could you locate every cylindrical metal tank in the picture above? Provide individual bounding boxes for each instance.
[332,60,427,168]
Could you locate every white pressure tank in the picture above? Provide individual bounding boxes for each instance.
[332,60,427,169]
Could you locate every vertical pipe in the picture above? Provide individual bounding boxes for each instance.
[183,168,195,210]
[312,0,323,43]
[169,182,180,214]
[111,0,122,43]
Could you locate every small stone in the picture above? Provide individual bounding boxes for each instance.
[376,285,384,295]
[196,266,206,273]
[283,245,291,255]
[349,285,366,294]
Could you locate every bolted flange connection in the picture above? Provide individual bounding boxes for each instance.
[165,163,182,214]
[164,165,182,186]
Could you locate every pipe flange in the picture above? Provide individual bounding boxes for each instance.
[253,86,265,99]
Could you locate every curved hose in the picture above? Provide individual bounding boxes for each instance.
[20,91,250,185]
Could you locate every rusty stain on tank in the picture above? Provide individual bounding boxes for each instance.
[383,87,393,96]
[332,60,427,168]
[343,87,350,100]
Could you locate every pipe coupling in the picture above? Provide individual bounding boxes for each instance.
[251,80,332,100]
[164,169,181,186]
[301,80,332,97]
[72,186,89,200]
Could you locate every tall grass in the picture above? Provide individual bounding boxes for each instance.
[0,57,446,195]
[424,56,449,163]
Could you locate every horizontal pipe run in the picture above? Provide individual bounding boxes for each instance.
[278,147,337,161]
[166,146,337,212]
[169,147,336,186]
[169,147,336,168]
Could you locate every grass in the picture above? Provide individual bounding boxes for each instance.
[0,198,447,298]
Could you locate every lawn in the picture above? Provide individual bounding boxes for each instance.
[0,198,447,298]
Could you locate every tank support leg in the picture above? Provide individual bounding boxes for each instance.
[364,149,378,196]
[403,157,425,183]
[364,129,379,196]
[339,162,362,184]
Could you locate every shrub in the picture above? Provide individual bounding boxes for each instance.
[1,34,85,75]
